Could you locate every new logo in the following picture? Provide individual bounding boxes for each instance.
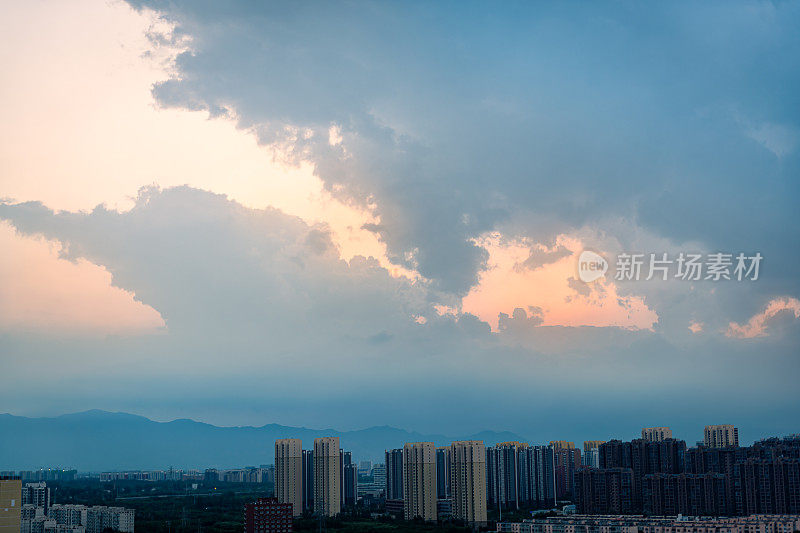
[578,250,608,283]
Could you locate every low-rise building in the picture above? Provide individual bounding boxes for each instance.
[244,497,293,533]
[48,505,86,528]
[84,506,134,533]
[20,500,132,533]
[385,499,404,517]
[497,515,800,533]
[437,498,452,519]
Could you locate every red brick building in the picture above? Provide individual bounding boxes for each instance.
[244,497,293,533]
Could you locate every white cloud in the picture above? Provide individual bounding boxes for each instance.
[746,122,799,158]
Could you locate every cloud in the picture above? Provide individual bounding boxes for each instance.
[0,221,164,336]
[461,233,658,332]
[0,187,432,348]
[567,276,591,298]
[123,0,800,298]
[0,0,395,274]
[521,244,573,271]
[726,297,800,339]
[0,186,798,437]
[745,122,799,158]
[498,307,544,332]
[1,0,799,438]
[367,331,393,345]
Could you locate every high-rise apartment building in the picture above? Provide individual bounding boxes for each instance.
[486,442,556,511]
[340,451,351,508]
[574,468,633,514]
[0,476,21,533]
[642,427,672,442]
[584,448,600,468]
[275,439,303,517]
[577,434,799,518]
[450,441,487,525]
[643,473,727,516]
[436,447,451,499]
[549,441,575,451]
[402,442,437,521]
[385,448,404,501]
[582,441,605,467]
[372,463,387,490]
[313,437,341,517]
[343,464,358,508]
[749,435,800,460]
[340,452,358,508]
[598,438,687,512]
[518,445,556,509]
[302,450,314,511]
[684,445,745,515]
[704,425,739,448]
[487,442,524,510]
[21,482,50,515]
[554,447,582,498]
[735,458,800,514]
[583,441,605,453]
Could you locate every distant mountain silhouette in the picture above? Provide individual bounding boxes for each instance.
[0,410,529,471]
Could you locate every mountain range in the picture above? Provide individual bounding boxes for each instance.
[0,410,528,471]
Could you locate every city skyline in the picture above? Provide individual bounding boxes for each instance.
[3,430,798,529]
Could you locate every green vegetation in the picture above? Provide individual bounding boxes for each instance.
[49,480,500,532]
[50,479,269,532]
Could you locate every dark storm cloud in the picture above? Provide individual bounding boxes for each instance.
[126,0,800,297]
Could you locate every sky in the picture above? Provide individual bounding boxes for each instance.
[0,0,799,446]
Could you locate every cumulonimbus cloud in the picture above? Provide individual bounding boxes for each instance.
[125,0,800,299]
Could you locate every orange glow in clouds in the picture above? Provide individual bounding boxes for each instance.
[0,222,165,336]
[0,0,390,265]
[0,0,412,336]
[726,297,800,338]
[0,0,656,337]
[462,233,658,331]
